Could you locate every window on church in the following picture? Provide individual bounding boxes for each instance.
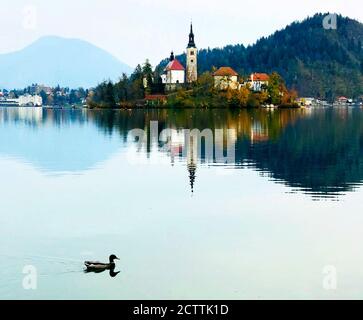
[191,60,194,63]
[190,51,194,56]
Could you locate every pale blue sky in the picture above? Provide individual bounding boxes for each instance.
[0,0,362,68]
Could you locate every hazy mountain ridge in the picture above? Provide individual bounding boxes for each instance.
[0,36,132,89]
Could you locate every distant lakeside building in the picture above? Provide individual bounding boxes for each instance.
[0,93,42,107]
[19,94,43,106]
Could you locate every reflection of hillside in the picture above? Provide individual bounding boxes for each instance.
[0,107,361,197]
[88,108,308,146]
[235,108,363,197]
[89,108,362,197]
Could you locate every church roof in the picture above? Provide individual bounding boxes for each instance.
[187,23,196,48]
[165,59,185,71]
[251,73,269,81]
[213,67,238,77]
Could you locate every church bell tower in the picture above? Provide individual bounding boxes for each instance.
[186,23,198,83]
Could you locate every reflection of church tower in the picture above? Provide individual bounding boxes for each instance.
[188,159,197,193]
[186,23,198,83]
[187,135,198,193]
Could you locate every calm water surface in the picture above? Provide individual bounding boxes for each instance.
[0,106,362,299]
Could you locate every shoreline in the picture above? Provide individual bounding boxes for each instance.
[1,103,362,110]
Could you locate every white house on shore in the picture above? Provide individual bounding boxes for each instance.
[19,94,43,106]
[0,94,42,106]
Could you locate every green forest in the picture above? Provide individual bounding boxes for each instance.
[89,13,363,108]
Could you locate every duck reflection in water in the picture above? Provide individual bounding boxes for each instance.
[84,254,120,278]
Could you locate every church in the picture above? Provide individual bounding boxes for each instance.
[161,23,198,90]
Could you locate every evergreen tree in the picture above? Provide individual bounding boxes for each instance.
[104,81,116,107]
[39,90,48,105]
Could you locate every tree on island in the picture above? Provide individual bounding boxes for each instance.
[39,90,48,105]
[142,59,154,93]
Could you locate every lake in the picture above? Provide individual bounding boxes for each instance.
[0,106,362,300]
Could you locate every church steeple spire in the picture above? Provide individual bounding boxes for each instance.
[186,134,197,194]
[188,160,197,194]
[187,22,196,48]
[186,22,198,83]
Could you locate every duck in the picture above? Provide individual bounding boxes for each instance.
[84,254,120,277]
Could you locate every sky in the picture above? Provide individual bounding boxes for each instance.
[0,0,362,68]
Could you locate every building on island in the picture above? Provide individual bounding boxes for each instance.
[212,69,271,92]
[161,52,185,91]
[245,73,269,92]
[186,23,198,83]
[161,23,198,91]
[213,67,239,90]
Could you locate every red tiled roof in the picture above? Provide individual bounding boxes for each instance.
[165,59,185,71]
[213,67,238,77]
[145,94,167,101]
[251,73,269,81]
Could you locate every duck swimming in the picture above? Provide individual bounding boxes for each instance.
[84,254,120,277]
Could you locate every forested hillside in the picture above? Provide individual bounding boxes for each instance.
[158,14,363,100]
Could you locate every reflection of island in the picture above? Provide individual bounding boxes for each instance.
[234,108,363,197]
[250,121,269,143]
[0,107,362,198]
[98,107,361,198]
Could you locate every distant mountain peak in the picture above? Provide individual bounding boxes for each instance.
[0,36,132,89]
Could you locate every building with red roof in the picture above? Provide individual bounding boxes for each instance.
[213,67,239,90]
[251,73,269,82]
[165,58,185,72]
[213,67,239,77]
[249,73,270,92]
[161,52,186,90]
[159,24,199,91]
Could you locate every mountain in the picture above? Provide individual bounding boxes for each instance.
[159,14,363,99]
[0,36,132,89]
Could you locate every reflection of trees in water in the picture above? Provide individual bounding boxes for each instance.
[89,108,308,144]
[1,107,361,197]
[89,107,362,197]
[235,108,363,197]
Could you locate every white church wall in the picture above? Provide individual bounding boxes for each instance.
[171,70,185,84]
[166,70,185,84]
